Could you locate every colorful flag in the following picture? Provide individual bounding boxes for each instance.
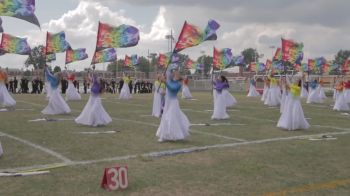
[174,20,220,53]
[265,59,272,70]
[124,55,132,67]
[315,57,326,68]
[273,48,282,61]
[46,53,56,62]
[46,31,71,54]
[322,63,330,73]
[249,62,265,72]
[281,38,303,64]
[301,63,308,72]
[213,47,233,70]
[0,0,40,28]
[308,59,316,71]
[343,59,350,73]
[185,58,195,69]
[0,33,31,55]
[131,54,140,66]
[91,48,116,64]
[158,53,170,67]
[196,63,204,71]
[65,48,88,64]
[272,61,283,71]
[96,22,139,51]
[233,55,245,65]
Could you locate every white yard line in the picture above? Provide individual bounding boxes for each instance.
[3,129,350,172]
[0,131,72,163]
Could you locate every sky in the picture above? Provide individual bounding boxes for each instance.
[1,0,350,71]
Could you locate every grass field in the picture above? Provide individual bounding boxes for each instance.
[0,91,350,196]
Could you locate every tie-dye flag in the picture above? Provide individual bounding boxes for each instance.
[158,53,170,67]
[343,59,350,73]
[124,55,132,67]
[184,58,195,69]
[96,22,139,51]
[301,63,308,72]
[65,48,88,64]
[0,0,40,28]
[174,20,220,53]
[131,54,140,66]
[46,53,56,62]
[315,57,326,68]
[265,59,272,70]
[0,33,31,55]
[273,48,282,61]
[196,63,204,71]
[281,38,303,64]
[46,31,71,54]
[233,55,245,65]
[91,48,116,64]
[322,63,330,74]
[249,62,265,72]
[308,59,316,71]
[213,47,233,70]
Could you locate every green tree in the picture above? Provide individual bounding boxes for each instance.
[25,45,46,70]
[196,55,213,74]
[334,50,350,66]
[241,48,260,65]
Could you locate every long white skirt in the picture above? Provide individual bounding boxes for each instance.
[42,88,71,115]
[44,81,52,99]
[344,89,350,103]
[212,91,229,120]
[277,95,310,131]
[280,89,287,114]
[261,85,268,101]
[182,85,193,99]
[152,91,162,118]
[0,83,16,107]
[307,88,323,104]
[223,89,237,107]
[247,84,260,97]
[156,97,190,141]
[300,85,308,98]
[333,89,338,101]
[119,84,132,100]
[66,81,81,101]
[318,86,327,100]
[264,86,281,106]
[75,94,112,126]
[333,92,350,111]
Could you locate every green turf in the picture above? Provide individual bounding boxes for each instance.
[0,92,349,195]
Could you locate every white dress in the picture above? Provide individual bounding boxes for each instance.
[261,83,269,101]
[247,83,260,97]
[307,87,323,104]
[300,81,308,98]
[277,90,310,131]
[333,92,350,111]
[181,85,193,99]
[42,88,71,115]
[42,69,71,115]
[152,82,163,118]
[156,81,190,141]
[212,90,230,120]
[264,80,281,107]
[344,88,350,103]
[119,81,132,100]
[0,82,16,107]
[223,89,237,107]
[75,94,112,126]
[66,81,81,101]
[280,88,287,114]
[318,86,327,100]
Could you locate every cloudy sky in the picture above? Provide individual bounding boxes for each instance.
[1,0,349,71]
